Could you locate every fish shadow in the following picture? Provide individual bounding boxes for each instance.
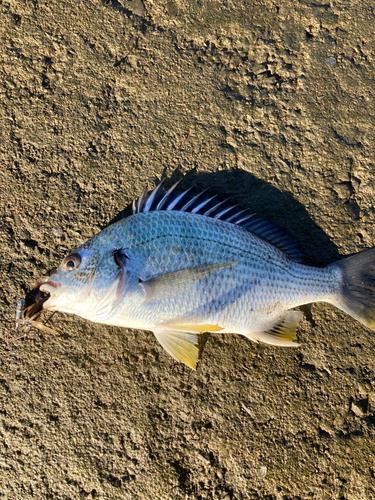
[109,168,340,266]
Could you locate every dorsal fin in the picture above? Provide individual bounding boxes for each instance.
[133,181,305,263]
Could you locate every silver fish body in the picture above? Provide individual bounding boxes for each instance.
[37,182,375,369]
[91,211,338,332]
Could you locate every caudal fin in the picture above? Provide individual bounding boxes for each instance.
[330,248,375,330]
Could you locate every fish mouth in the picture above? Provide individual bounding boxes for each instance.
[39,281,62,309]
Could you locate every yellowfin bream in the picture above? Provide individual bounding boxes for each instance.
[26,180,375,369]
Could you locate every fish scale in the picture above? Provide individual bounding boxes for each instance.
[23,181,375,370]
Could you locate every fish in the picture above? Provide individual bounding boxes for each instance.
[21,180,375,369]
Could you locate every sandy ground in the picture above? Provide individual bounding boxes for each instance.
[1,0,375,499]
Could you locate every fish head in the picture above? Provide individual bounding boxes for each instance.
[39,237,127,319]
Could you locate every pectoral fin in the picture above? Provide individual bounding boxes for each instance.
[153,330,199,370]
[94,278,121,319]
[245,311,303,346]
[140,261,238,302]
[94,269,129,319]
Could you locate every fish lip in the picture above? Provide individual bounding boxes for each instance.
[39,281,62,294]
[39,281,61,309]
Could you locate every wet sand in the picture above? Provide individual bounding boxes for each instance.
[0,1,375,498]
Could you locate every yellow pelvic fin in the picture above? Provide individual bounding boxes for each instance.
[153,330,199,370]
[246,310,303,347]
[162,321,223,333]
[140,261,238,302]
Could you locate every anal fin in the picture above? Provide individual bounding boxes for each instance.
[246,310,303,347]
[153,330,199,370]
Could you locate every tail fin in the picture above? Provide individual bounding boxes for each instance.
[330,248,375,330]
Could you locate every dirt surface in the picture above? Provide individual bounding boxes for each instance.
[1,0,375,498]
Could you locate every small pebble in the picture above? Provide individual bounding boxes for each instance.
[326,57,336,66]
[52,225,63,237]
[258,466,267,478]
[351,402,364,417]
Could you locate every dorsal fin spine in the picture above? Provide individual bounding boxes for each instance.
[137,186,148,213]
[156,180,182,211]
[215,205,240,219]
[226,209,248,223]
[180,189,209,212]
[143,180,165,213]
[204,199,229,217]
[191,195,218,214]
[167,186,195,211]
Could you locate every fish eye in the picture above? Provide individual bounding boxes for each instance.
[62,253,81,271]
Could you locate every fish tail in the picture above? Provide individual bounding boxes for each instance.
[329,248,375,330]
